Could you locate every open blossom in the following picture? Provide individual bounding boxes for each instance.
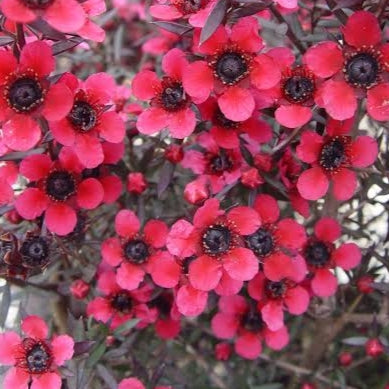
[1,0,86,32]
[15,148,104,235]
[132,48,199,138]
[183,17,281,121]
[167,198,260,292]
[102,209,180,290]
[0,41,73,151]
[0,315,74,389]
[296,118,378,201]
[87,270,157,329]
[304,11,389,121]
[211,295,289,359]
[301,218,361,297]
[50,72,125,169]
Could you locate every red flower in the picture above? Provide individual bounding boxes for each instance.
[304,11,389,121]
[15,148,104,235]
[132,49,198,138]
[0,41,73,151]
[0,316,74,389]
[101,209,180,290]
[167,198,260,291]
[183,17,280,121]
[150,0,216,27]
[248,194,307,283]
[87,270,157,329]
[296,119,378,201]
[301,218,362,297]
[1,0,86,32]
[211,295,289,359]
[50,72,125,169]
[76,0,107,42]
[248,272,310,331]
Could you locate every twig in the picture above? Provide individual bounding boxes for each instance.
[270,125,303,155]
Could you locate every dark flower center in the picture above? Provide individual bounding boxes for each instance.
[241,311,264,332]
[202,225,231,255]
[182,255,196,275]
[161,82,187,111]
[245,228,274,257]
[345,53,379,88]
[111,291,133,313]
[8,78,43,112]
[215,52,248,85]
[283,75,314,104]
[124,239,150,264]
[151,294,172,316]
[209,153,233,174]
[21,0,54,9]
[265,280,287,299]
[45,171,76,201]
[20,236,50,268]
[82,167,101,179]
[319,139,346,170]
[24,340,52,374]
[68,101,97,132]
[304,241,331,267]
[214,107,240,129]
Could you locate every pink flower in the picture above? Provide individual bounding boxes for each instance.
[102,209,180,290]
[0,315,74,389]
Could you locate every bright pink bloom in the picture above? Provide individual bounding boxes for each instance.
[211,295,289,359]
[1,0,86,32]
[301,217,362,297]
[15,148,104,235]
[0,161,18,206]
[87,270,157,329]
[296,119,378,201]
[304,11,389,121]
[102,209,180,290]
[77,0,106,42]
[167,198,260,291]
[50,73,125,169]
[183,17,281,121]
[0,41,73,151]
[0,315,74,389]
[132,48,199,138]
[247,194,307,283]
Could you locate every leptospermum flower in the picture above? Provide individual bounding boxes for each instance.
[183,17,281,121]
[50,72,125,169]
[167,198,260,292]
[211,295,289,359]
[132,48,199,138]
[246,194,307,282]
[102,209,180,291]
[87,270,157,329]
[0,315,74,389]
[296,119,378,201]
[301,217,362,297]
[150,0,216,27]
[15,148,104,235]
[248,272,310,331]
[304,11,389,121]
[0,41,73,151]
[1,0,86,32]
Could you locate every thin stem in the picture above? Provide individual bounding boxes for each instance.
[16,23,26,49]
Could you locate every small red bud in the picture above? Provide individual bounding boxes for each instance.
[165,144,184,164]
[241,168,263,189]
[70,279,90,299]
[338,351,353,367]
[357,275,374,294]
[215,342,232,361]
[127,172,147,195]
[5,209,22,224]
[184,177,209,205]
[365,338,384,357]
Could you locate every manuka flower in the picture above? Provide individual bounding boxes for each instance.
[301,217,361,297]
[304,11,389,121]
[1,0,86,33]
[0,315,74,389]
[50,72,125,169]
[132,48,199,138]
[0,41,73,151]
[183,17,281,121]
[167,198,260,292]
[101,209,180,291]
[87,270,157,329]
[247,194,307,282]
[15,148,104,235]
[211,295,289,359]
[296,118,378,201]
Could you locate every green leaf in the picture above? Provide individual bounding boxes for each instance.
[113,318,139,336]
[86,342,107,368]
